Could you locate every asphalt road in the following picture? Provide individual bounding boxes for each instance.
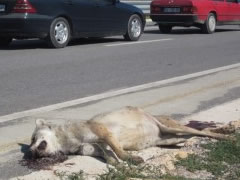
[0,25,240,116]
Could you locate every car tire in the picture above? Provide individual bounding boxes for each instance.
[46,17,71,48]
[0,37,12,47]
[159,25,172,34]
[124,14,143,41]
[202,13,216,34]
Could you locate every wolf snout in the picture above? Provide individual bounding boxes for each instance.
[29,146,37,158]
[29,145,42,158]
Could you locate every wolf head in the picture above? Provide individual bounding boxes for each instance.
[30,119,62,158]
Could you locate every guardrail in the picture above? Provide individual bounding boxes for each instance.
[121,0,152,15]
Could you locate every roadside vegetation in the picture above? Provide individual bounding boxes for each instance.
[97,162,198,180]
[56,133,240,180]
[56,161,195,180]
[175,133,240,179]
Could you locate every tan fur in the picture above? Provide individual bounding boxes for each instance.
[30,106,229,164]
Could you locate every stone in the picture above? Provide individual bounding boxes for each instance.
[175,151,189,159]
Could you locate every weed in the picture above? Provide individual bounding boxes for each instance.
[56,160,197,180]
[161,175,200,180]
[175,133,240,179]
[97,160,163,180]
[56,170,85,180]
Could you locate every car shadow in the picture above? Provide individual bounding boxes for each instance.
[0,37,125,50]
[69,37,125,46]
[144,27,240,35]
[215,28,240,33]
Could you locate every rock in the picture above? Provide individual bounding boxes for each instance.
[146,153,176,174]
[174,167,214,180]
[175,151,189,159]
[185,136,204,146]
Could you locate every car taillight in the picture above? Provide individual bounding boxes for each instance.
[182,6,197,14]
[12,0,37,13]
[151,5,161,14]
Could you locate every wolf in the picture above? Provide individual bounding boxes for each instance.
[30,106,229,164]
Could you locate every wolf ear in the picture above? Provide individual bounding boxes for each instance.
[36,119,47,127]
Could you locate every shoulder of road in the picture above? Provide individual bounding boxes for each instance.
[0,64,240,180]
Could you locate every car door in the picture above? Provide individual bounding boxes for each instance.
[93,0,130,35]
[226,0,240,21]
[212,0,228,22]
[63,0,99,35]
[231,0,240,21]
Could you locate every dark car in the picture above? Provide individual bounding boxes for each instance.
[0,0,145,48]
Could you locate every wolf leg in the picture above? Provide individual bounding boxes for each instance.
[90,122,144,164]
[154,115,229,140]
[78,143,119,165]
[155,138,187,146]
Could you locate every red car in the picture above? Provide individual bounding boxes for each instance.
[150,0,240,34]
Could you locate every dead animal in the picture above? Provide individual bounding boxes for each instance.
[30,106,230,165]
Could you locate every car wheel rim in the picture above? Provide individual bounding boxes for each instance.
[54,21,69,44]
[208,16,216,32]
[131,18,141,38]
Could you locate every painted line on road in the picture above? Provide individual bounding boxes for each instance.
[0,63,240,123]
[105,38,173,47]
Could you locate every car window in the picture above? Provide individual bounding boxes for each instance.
[212,0,224,2]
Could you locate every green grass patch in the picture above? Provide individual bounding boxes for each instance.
[97,161,198,180]
[56,170,85,180]
[175,133,240,179]
[161,175,200,180]
[97,161,163,180]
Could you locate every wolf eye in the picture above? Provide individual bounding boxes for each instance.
[37,140,47,150]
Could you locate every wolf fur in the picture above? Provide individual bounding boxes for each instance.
[30,106,229,164]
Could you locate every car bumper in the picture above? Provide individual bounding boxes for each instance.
[150,14,204,26]
[0,13,52,38]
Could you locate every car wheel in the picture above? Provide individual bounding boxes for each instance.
[47,17,71,48]
[0,37,12,47]
[159,25,172,34]
[202,13,216,34]
[124,14,143,41]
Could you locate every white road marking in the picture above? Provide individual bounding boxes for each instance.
[105,38,173,47]
[0,63,240,123]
